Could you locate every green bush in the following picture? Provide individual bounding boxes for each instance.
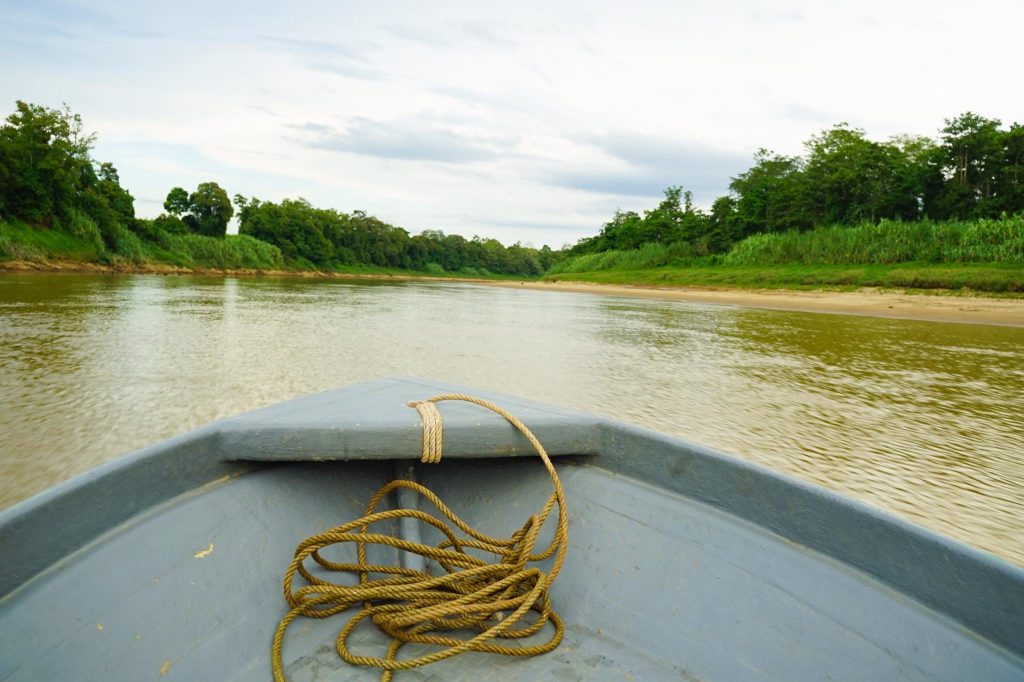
[166,233,283,269]
[66,210,106,255]
[104,224,146,264]
[424,262,446,274]
[131,218,175,249]
[547,240,711,274]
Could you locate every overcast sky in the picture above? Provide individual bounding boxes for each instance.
[2,0,1022,247]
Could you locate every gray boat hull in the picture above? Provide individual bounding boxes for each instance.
[1,378,1022,680]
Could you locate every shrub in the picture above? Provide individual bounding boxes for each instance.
[423,262,446,274]
[103,224,147,264]
[166,233,283,269]
[546,240,709,274]
[66,210,106,255]
[131,218,175,249]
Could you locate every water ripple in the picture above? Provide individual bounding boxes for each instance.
[1,274,1022,565]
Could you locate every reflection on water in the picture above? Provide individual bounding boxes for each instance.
[1,273,1022,565]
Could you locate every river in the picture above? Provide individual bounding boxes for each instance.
[1,273,1022,565]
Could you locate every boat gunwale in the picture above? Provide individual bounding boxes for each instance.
[1,377,1021,660]
[592,419,1024,657]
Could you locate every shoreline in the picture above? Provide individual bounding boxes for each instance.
[0,258,483,283]
[480,280,1024,327]
[4,258,1024,327]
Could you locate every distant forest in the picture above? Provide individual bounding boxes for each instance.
[232,197,558,275]
[570,114,1024,257]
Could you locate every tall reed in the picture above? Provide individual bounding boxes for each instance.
[723,218,1024,266]
[548,217,1024,274]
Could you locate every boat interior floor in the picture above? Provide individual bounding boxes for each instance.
[1,458,1021,681]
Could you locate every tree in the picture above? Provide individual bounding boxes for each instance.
[0,100,95,225]
[802,124,918,224]
[890,134,941,220]
[998,124,1024,214]
[677,190,712,245]
[164,187,189,216]
[934,112,1004,218]
[596,210,644,250]
[640,186,686,245]
[184,182,233,237]
[729,149,810,235]
[708,195,740,251]
[91,163,134,223]
[0,101,144,257]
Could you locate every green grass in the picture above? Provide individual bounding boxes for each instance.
[543,217,1024,294]
[164,233,283,270]
[550,218,1024,277]
[0,218,531,281]
[544,263,1024,294]
[724,217,1024,266]
[0,218,106,262]
[0,218,284,270]
[0,217,285,270]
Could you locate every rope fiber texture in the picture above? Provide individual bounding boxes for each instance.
[271,393,569,681]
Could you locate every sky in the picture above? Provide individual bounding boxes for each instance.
[2,0,1022,248]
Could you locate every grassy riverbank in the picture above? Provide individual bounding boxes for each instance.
[6,215,1024,294]
[548,218,1024,294]
[545,263,1024,294]
[0,218,527,280]
[0,217,283,270]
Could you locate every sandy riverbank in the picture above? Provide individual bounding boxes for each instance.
[5,258,1024,326]
[480,280,1024,327]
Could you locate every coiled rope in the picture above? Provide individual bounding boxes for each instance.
[271,393,569,681]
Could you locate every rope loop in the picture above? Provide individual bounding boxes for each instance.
[272,394,569,682]
[407,400,443,464]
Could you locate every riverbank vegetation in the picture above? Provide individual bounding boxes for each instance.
[552,113,1024,292]
[0,101,550,277]
[0,214,285,271]
[4,99,1024,293]
[549,219,1024,293]
[547,263,1024,293]
[233,197,557,276]
[550,217,1023,270]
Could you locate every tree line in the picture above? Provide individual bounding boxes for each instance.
[0,100,555,275]
[233,197,558,275]
[570,113,1024,257]
[7,100,1020,275]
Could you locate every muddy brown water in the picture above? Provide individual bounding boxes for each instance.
[2,273,1022,565]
